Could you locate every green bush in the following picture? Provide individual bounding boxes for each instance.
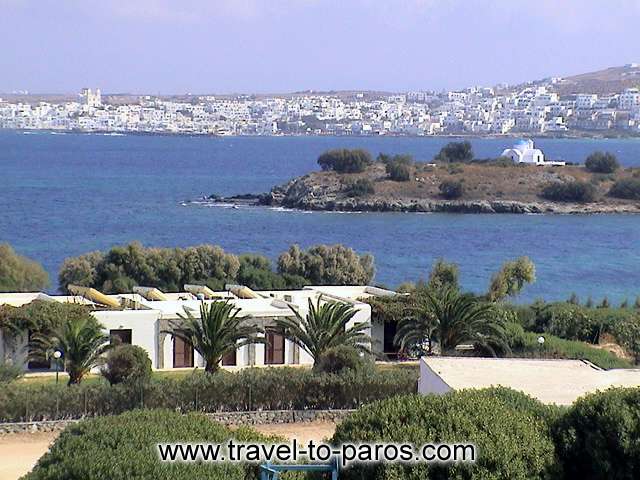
[102,345,153,385]
[25,409,295,480]
[0,367,418,422]
[584,151,619,173]
[609,178,640,200]
[439,180,464,199]
[345,178,375,197]
[332,388,558,480]
[540,181,597,203]
[314,345,373,374]
[555,388,640,480]
[505,322,631,369]
[386,161,411,181]
[0,362,23,384]
[317,149,372,173]
[0,243,50,292]
[434,141,474,163]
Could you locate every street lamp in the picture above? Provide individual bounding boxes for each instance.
[53,350,62,385]
[537,336,545,345]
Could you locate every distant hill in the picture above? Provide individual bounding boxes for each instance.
[554,64,640,95]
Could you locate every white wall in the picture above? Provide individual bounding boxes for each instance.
[417,358,452,396]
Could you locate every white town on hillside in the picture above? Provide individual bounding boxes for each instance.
[1,73,640,136]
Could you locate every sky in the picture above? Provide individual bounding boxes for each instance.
[1,0,639,94]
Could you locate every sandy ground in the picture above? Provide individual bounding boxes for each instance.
[0,421,337,480]
[0,431,59,480]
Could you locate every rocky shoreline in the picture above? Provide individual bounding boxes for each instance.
[200,171,640,215]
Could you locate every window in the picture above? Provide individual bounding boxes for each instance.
[222,348,237,366]
[264,328,285,365]
[110,329,132,345]
[173,334,194,368]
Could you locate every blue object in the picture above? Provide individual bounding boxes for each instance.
[259,457,339,479]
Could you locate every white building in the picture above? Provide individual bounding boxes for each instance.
[0,285,396,372]
[619,88,640,111]
[80,88,102,108]
[418,357,640,405]
[501,139,565,166]
[575,94,598,110]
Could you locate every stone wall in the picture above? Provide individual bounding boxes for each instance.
[0,409,354,435]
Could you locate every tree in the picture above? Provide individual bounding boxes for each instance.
[167,301,264,373]
[438,180,464,199]
[58,251,104,292]
[434,141,473,163]
[275,297,371,368]
[585,151,619,173]
[29,314,111,385]
[383,154,414,181]
[427,259,459,292]
[0,243,49,292]
[395,288,509,356]
[278,244,375,285]
[101,344,152,385]
[567,292,580,305]
[487,257,536,301]
[317,149,372,173]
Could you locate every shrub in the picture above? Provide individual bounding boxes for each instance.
[555,388,640,480]
[25,409,290,480]
[540,181,597,203]
[317,149,372,173]
[345,178,375,197]
[0,367,418,422]
[0,362,23,384]
[505,322,631,369]
[0,243,50,292]
[439,180,464,199]
[612,316,640,364]
[101,345,153,385]
[609,178,640,199]
[434,141,474,163]
[314,345,372,374]
[584,151,619,173]
[385,161,411,181]
[332,389,558,480]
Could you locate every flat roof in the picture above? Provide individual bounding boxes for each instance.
[420,357,640,405]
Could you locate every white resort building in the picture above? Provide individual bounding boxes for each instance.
[0,285,397,372]
[501,139,566,166]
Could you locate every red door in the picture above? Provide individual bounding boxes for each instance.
[173,335,194,368]
[265,329,285,365]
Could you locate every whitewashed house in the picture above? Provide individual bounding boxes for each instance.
[0,285,396,372]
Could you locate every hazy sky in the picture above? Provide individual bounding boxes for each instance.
[1,0,639,94]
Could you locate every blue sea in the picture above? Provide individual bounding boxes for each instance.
[1,130,639,303]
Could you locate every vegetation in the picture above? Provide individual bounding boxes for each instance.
[101,345,152,385]
[434,141,474,163]
[380,153,414,181]
[427,258,460,291]
[540,181,597,202]
[276,297,371,368]
[584,151,619,173]
[395,288,508,356]
[438,179,464,199]
[608,177,640,199]
[167,301,264,373]
[345,178,375,197]
[0,367,418,422]
[317,148,372,173]
[0,243,49,292]
[487,256,536,302]
[0,362,23,384]
[555,388,640,479]
[314,345,373,374]
[59,242,373,293]
[29,314,112,385]
[277,244,374,285]
[25,409,288,480]
[332,388,558,480]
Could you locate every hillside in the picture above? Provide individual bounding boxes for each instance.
[554,64,640,95]
[250,162,640,214]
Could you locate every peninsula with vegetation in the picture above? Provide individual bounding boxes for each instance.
[207,142,640,214]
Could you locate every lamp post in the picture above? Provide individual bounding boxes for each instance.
[53,350,62,385]
[537,336,545,357]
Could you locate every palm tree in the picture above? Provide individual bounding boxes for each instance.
[395,288,509,357]
[29,315,112,385]
[167,300,264,373]
[275,296,371,368]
